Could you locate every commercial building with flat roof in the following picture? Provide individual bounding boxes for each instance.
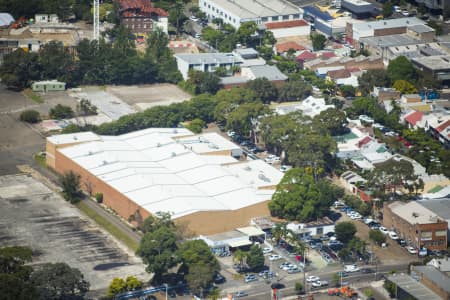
[46,128,284,235]
[412,55,450,85]
[413,265,450,300]
[386,273,442,300]
[383,201,448,251]
[199,0,301,28]
[174,53,243,80]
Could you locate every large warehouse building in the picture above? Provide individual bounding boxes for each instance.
[46,129,284,235]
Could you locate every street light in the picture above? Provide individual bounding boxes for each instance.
[164,283,168,300]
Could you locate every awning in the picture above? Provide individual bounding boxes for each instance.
[228,239,252,248]
[236,226,265,237]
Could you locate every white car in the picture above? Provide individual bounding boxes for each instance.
[401,10,409,16]
[407,246,418,254]
[379,226,389,234]
[389,231,399,240]
[312,280,328,288]
[279,262,290,269]
[344,264,360,273]
[262,247,272,254]
[282,264,295,271]
[227,130,236,137]
[269,254,282,261]
[306,276,320,283]
[364,218,374,224]
[189,15,199,21]
[350,213,362,220]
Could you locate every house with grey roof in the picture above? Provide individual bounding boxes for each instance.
[174,53,243,80]
[221,64,287,88]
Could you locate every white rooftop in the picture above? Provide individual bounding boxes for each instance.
[53,128,283,219]
[389,201,444,225]
[47,132,102,145]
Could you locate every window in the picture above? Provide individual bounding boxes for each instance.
[435,230,446,237]
[262,17,268,22]
[316,228,323,235]
[421,231,432,238]
[272,16,279,21]
[283,15,289,20]
[293,14,300,19]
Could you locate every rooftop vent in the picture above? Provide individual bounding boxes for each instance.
[73,136,78,140]
[171,152,176,157]
[157,143,161,147]
[412,212,419,218]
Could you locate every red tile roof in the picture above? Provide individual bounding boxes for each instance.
[327,69,351,79]
[275,41,306,53]
[321,52,336,59]
[119,0,168,17]
[404,111,424,126]
[265,19,309,29]
[296,51,317,61]
[357,136,372,148]
[435,119,450,133]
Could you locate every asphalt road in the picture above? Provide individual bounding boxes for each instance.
[229,262,408,300]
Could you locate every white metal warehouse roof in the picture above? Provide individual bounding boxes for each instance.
[55,129,282,219]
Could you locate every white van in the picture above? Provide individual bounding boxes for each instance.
[344,264,360,273]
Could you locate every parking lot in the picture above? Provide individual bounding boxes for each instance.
[107,84,192,111]
[0,174,149,295]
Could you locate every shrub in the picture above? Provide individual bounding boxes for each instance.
[94,192,103,203]
[20,109,41,123]
[49,104,74,119]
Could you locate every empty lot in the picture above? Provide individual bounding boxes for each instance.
[0,174,149,294]
[107,84,192,111]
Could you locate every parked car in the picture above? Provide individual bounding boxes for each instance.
[388,231,399,240]
[279,262,290,269]
[306,276,320,283]
[397,239,406,247]
[280,165,292,172]
[360,268,374,274]
[213,273,226,284]
[262,247,272,254]
[379,227,388,234]
[337,271,349,277]
[269,254,282,261]
[288,268,301,274]
[406,246,418,254]
[227,130,236,137]
[369,222,380,230]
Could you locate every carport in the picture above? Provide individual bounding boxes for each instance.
[237,226,266,243]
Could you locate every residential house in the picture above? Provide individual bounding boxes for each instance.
[296,51,317,68]
[425,114,450,148]
[32,80,66,92]
[402,110,424,129]
[118,0,169,35]
[303,55,384,72]
[372,87,401,102]
[340,171,372,202]
[275,41,306,55]
[221,64,288,89]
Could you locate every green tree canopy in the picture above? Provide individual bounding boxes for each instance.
[313,108,348,136]
[278,81,312,102]
[369,229,386,245]
[269,168,343,221]
[358,69,391,96]
[246,245,265,270]
[392,80,417,94]
[311,33,327,51]
[60,171,81,203]
[0,49,40,90]
[246,78,278,104]
[30,263,89,300]
[226,102,270,137]
[387,56,417,83]
[335,222,357,244]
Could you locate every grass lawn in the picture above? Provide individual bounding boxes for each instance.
[34,153,47,169]
[76,200,139,252]
[23,89,44,104]
[427,185,443,193]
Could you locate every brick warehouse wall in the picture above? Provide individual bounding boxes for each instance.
[383,203,447,250]
[51,148,273,235]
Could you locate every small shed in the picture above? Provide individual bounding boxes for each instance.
[32,80,66,92]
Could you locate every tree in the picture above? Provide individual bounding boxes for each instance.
[358,69,391,96]
[246,245,264,270]
[38,41,74,82]
[246,78,278,104]
[30,263,89,300]
[20,110,41,123]
[233,249,247,268]
[339,85,356,98]
[369,229,386,245]
[393,80,417,94]
[178,240,219,293]
[49,104,74,119]
[0,246,37,300]
[168,0,186,35]
[313,108,348,136]
[387,56,417,83]
[136,226,178,283]
[60,171,81,203]
[186,118,206,133]
[107,277,127,297]
[311,33,327,51]
[77,99,97,116]
[382,2,393,17]
[125,276,142,291]
[226,102,270,137]
[187,70,221,95]
[269,168,343,221]
[0,49,40,90]
[295,282,304,294]
[335,222,357,244]
[278,81,312,102]
[236,21,257,46]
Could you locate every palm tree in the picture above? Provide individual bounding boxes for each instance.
[272,223,290,245]
[233,249,247,268]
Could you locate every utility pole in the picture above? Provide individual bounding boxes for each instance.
[93,0,100,40]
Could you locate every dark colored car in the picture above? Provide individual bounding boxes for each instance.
[271,283,285,289]
[360,268,374,274]
[214,273,226,284]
